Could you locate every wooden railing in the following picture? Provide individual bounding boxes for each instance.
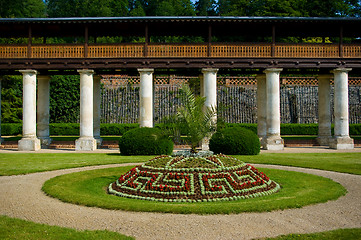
[275,44,339,58]
[32,45,84,58]
[212,44,271,57]
[0,43,360,59]
[0,46,27,58]
[148,44,207,57]
[88,44,143,58]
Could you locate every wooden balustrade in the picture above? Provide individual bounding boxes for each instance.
[275,44,339,58]
[212,44,272,57]
[89,45,144,58]
[0,46,27,58]
[148,44,207,57]
[0,43,360,59]
[343,45,361,58]
[31,45,84,58]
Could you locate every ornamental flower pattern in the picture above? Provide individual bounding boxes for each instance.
[108,154,280,202]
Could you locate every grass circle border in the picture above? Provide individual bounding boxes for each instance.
[42,165,346,214]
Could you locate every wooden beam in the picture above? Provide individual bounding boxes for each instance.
[208,24,212,57]
[27,25,32,58]
[339,25,344,58]
[84,25,89,58]
[272,25,276,57]
[144,24,149,57]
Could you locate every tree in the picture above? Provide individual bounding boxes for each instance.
[46,0,128,17]
[175,84,216,153]
[195,0,217,16]
[0,0,46,18]
[1,76,22,123]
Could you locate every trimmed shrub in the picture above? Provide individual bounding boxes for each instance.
[1,123,22,136]
[118,127,173,155]
[210,127,260,155]
[100,123,139,135]
[49,123,79,135]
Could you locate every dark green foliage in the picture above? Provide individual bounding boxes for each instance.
[1,123,22,136]
[0,0,46,18]
[225,123,258,134]
[280,123,319,135]
[1,76,22,123]
[49,76,80,123]
[49,123,80,135]
[118,127,173,155]
[210,127,260,155]
[100,123,139,135]
[349,124,361,135]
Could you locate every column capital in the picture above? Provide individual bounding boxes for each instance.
[19,69,37,75]
[138,68,154,74]
[264,68,283,74]
[77,69,95,75]
[37,75,51,81]
[331,68,352,74]
[202,68,218,74]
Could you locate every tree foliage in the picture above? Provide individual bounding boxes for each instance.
[1,76,23,123]
[0,0,46,18]
[175,84,216,153]
[49,76,80,123]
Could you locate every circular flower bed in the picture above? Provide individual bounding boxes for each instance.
[108,154,280,203]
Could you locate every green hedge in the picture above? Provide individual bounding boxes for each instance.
[1,123,361,136]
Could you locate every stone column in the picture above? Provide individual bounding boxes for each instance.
[138,69,154,128]
[263,68,284,150]
[317,74,332,146]
[93,75,102,146]
[18,70,40,151]
[201,68,218,150]
[37,75,52,148]
[0,77,3,144]
[75,69,97,151]
[257,74,267,146]
[330,68,354,149]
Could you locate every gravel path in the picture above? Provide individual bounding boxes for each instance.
[0,163,360,240]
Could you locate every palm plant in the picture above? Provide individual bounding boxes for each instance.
[175,84,217,153]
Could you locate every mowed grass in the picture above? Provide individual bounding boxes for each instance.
[42,166,346,214]
[1,152,360,176]
[0,153,151,176]
[0,215,133,240]
[262,228,361,240]
[240,152,361,175]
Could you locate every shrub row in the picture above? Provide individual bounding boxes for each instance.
[1,123,361,136]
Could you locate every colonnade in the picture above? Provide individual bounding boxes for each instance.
[0,67,355,151]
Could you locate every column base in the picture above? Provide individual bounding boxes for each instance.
[39,137,52,148]
[262,136,284,150]
[75,137,97,151]
[201,137,210,151]
[94,137,103,146]
[18,138,41,151]
[316,136,332,146]
[329,137,354,150]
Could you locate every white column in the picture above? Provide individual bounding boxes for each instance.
[0,77,3,144]
[263,68,284,150]
[37,75,52,147]
[257,74,267,145]
[18,70,40,151]
[138,68,154,128]
[93,75,102,146]
[317,74,332,146]
[330,68,354,149]
[201,68,218,150]
[75,69,97,151]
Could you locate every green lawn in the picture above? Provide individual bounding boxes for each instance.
[1,152,360,176]
[262,228,361,240]
[0,215,133,240]
[240,152,361,175]
[0,153,151,176]
[42,166,346,214]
